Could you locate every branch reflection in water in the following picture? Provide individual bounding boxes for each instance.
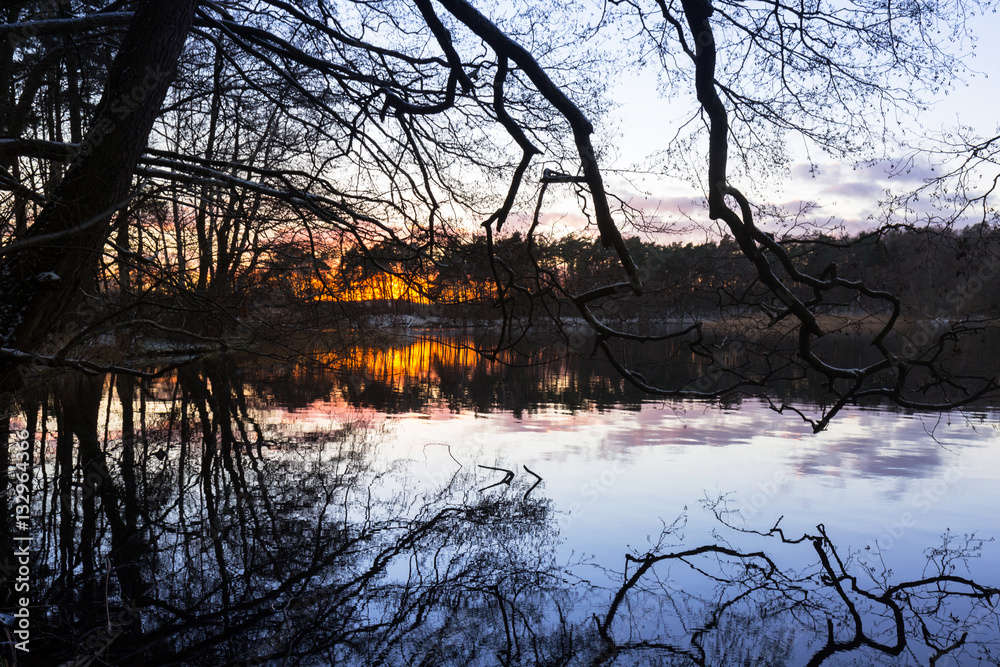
[1,337,997,666]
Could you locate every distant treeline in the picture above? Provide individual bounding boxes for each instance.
[319,223,1000,321]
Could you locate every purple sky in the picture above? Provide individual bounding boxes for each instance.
[555,11,1000,242]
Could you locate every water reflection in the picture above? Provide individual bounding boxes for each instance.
[257,329,1000,419]
[14,362,567,665]
[1,335,998,666]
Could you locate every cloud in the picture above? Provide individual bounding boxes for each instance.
[500,154,955,243]
[861,158,939,186]
[620,194,707,219]
[821,180,886,200]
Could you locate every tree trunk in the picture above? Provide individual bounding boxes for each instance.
[0,0,199,388]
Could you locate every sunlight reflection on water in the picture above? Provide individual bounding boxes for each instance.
[12,336,1000,665]
[268,395,1000,585]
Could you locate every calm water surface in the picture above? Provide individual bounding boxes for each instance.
[4,332,999,665]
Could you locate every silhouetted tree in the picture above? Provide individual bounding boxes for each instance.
[0,0,996,429]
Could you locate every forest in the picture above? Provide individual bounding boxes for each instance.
[0,0,997,425]
[2,0,1000,664]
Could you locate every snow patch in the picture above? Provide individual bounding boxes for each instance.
[34,271,60,283]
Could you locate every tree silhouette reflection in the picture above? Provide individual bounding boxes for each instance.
[593,502,999,666]
[3,362,997,666]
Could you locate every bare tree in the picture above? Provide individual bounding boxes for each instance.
[0,0,199,386]
[0,0,996,429]
[490,0,1000,429]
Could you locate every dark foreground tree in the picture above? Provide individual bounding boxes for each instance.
[0,0,199,385]
[12,367,1000,666]
[0,0,997,428]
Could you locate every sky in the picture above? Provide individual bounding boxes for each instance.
[577,8,1000,242]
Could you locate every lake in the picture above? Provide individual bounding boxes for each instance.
[3,331,998,665]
